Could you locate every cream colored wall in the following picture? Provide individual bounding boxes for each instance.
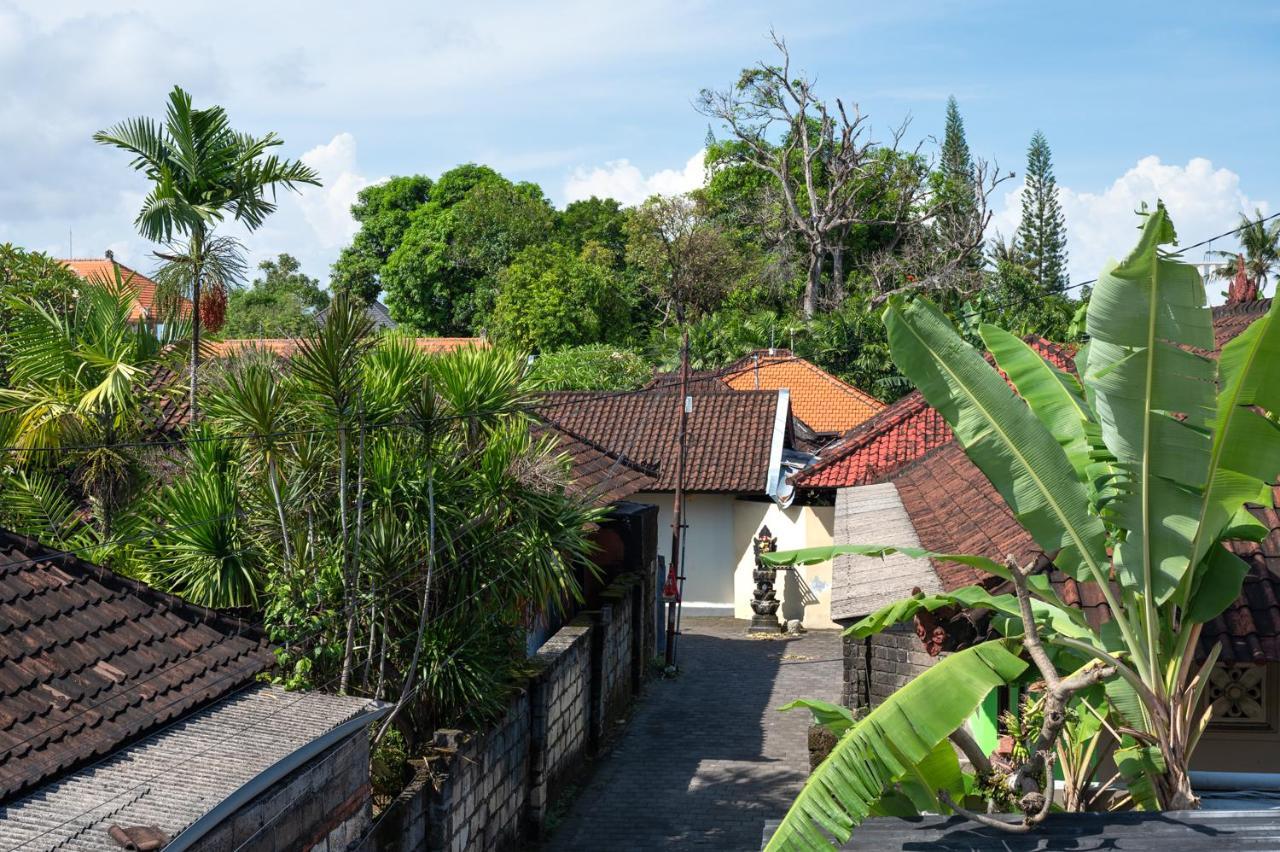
[732,501,837,630]
[637,492,737,609]
[634,493,836,626]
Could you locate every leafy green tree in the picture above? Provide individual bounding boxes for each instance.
[1014,130,1069,293]
[489,243,630,351]
[556,196,630,267]
[765,205,1280,846]
[95,85,319,418]
[0,245,80,373]
[223,253,330,338]
[332,176,433,303]
[378,165,553,334]
[529,344,651,391]
[449,179,555,325]
[625,194,741,323]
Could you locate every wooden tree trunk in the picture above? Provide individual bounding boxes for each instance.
[803,250,823,319]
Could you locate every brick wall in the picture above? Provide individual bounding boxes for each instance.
[195,731,372,852]
[842,623,939,711]
[375,569,650,852]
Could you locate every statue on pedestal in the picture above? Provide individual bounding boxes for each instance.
[748,525,782,634]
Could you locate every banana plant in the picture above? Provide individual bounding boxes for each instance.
[765,204,1280,845]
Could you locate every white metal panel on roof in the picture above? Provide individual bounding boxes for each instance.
[0,685,380,852]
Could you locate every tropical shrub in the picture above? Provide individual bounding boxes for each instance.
[764,204,1280,848]
[529,344,652,391]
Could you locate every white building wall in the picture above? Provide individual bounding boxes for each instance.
[637,492,737,609]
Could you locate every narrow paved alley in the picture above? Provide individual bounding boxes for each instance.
[546,617,842,851]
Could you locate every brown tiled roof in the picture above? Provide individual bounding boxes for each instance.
[890,442,1280,663]
[0,530,273,802]
[141,364,190,437]
[794,336,1075,490]
[893,441,1031,592]
[1212,298,1273,351]
[720,350,884,434]
[534,423,658,506]
[61,259,191,323]
[209,337,485,358]
[535,388,787,493]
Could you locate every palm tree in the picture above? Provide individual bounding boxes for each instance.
[94,86,320,420]
[1211,209,1280,297]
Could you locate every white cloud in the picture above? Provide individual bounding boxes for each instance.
[990,156,1269,287]
[563,149,706,206]
[240,132,377,283]
[295,133,376,249]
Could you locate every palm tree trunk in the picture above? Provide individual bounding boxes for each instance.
[338,422,356,694]
[267,458,292,566]
[189,235,204,424]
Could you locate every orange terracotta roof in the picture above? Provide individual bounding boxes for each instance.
[208,337,486,358]
[60,258,190,322]
[719,350,884,434]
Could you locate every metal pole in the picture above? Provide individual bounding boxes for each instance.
[664,326,690,667]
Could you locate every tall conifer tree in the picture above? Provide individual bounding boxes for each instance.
[938,96,977,260]
[1015,130,1069,293]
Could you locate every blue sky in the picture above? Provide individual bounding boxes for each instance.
[2,0,1276,289]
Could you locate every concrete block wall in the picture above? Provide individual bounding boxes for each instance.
[528,617,592,829]
[195,731,372,852]
[425,694,532,852]
[375,571,646,852]
[598,573,640,725]
[842,623,939,711]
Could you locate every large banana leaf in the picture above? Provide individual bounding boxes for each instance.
[848,583,1094,643]
[1183,297,1280,605]
[1083,204,1215,604]
[882,297,1109,584]
[761,543,1064,605]
[764,640,1027,851]
[980,324,1092,483]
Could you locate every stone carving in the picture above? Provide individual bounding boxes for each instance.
[749,526,782,634]
[1209,663,1269,726]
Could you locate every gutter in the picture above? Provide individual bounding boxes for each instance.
[765,389,792,507]
[166,699,391,851]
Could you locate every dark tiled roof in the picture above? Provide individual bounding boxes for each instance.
[1212,297,1273,351]
[535,423,658,506]
[0,531,274,802]
[317,299,397,331]
[893,441,1032,592]
[794,336,1074,489]
[535,388,786,493]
